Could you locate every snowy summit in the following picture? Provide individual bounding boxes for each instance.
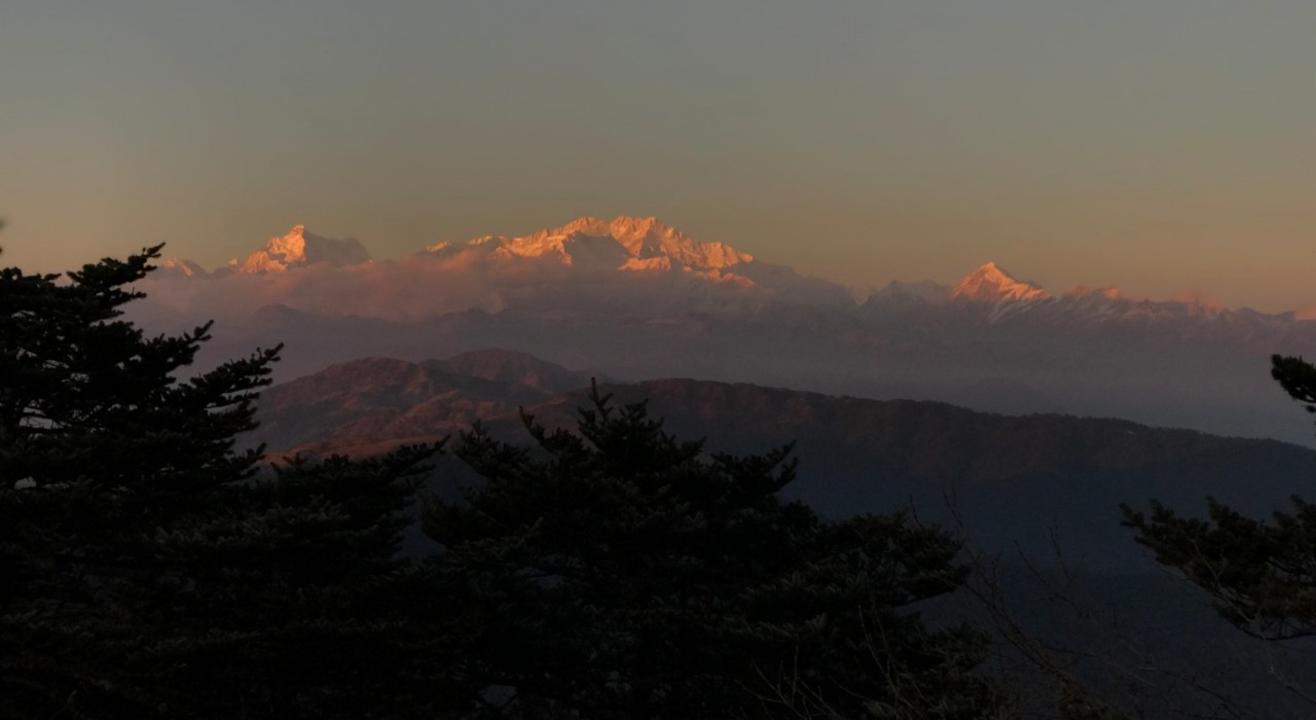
[238,225,371,274]
[952,262,1050,303]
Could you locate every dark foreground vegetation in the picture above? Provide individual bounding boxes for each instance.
[4,245,1316,718]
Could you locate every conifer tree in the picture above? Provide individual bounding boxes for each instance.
[0,245,446,719]
[426,384,1006,719]
[1123,354,1316,642]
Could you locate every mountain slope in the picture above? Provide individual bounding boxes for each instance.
[253,357,1316,562]
[427,348,595,392]
[255,351,590,453]
[249,354,1316,716]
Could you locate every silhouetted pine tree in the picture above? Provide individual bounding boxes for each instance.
[426,384,1007,720]
[1124,354,1316,642]
[0,246,448,719]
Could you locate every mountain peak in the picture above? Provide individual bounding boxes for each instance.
[157,257,208,277]
[953,262,1050,302]
[555,215,610,236]
[555,214,667,238]
[239,225,371,274]
[430,214,752,272]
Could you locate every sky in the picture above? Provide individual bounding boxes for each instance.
[1,0,1313,311]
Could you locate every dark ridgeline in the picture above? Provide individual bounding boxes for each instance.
[254,360,1316,566]
[0,248,1007,718]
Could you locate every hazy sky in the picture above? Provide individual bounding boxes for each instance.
[2,1,1313,310]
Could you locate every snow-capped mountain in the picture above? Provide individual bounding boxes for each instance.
[153,215,851,319]
[234,225,371,274]
[134,215,1316,446]
[952,261,1050,303]
[157,258,208,277]
[426,215,753,276]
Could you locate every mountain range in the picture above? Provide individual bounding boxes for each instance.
[136,216,1316,444]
